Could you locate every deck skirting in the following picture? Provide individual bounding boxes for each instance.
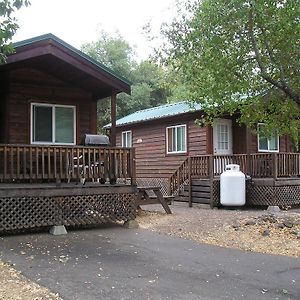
[0,184,137,233]
[212,178,300,207]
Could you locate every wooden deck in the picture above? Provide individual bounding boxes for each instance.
[168,153,300,207]
[0,144,138,233]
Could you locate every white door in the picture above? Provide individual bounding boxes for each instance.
[213,119,233,155]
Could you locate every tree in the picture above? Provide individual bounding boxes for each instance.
[82,32,169,131]
[0,0,30,63]
[161,0,300,140]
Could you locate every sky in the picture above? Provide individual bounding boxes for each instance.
[13,0,178,61]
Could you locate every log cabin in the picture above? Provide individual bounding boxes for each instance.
[105,101,300,207]
[0,34,137,233]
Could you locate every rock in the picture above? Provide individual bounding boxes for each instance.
[277,223,285,229]
[291,231,298,236]
[267,206,280,213]
[262,230,270,237]
[123,220,139,229]
[245,220,256,226]
[259,214,276,224]
[283,221,293,228]
[232,224,240,229]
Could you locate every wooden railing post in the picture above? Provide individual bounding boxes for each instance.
[188,156,192,207]
[208,155,214,208]
[246,153,251,175]
[130,148,136,186]
[272,153,278,181]
[208,155,214,179]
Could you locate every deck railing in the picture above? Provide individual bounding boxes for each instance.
[0,144,136,184]
[169,153,300,195]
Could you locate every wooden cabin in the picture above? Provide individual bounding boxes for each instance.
[106,102,300,207]
[0,34,137,233]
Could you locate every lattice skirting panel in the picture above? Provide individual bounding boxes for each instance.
[247,184,300,206]
[0,193,137,233]
[212,180,300,207]
[137,178,169,196]
[212,180,220,207]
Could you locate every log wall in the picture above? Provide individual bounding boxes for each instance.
[115,114,294,186]
[4,68,97,145]
[116,115,208,179]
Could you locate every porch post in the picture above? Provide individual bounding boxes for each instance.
[188,156,192,207]
[110,91,117,147]
[245,127,251,175]
[272,153,278,180]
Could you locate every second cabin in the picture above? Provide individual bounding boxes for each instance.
[105,102,300,207]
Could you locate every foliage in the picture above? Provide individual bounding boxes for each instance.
[0,0,30,63]
[161,0,300,139]
[82,32,169,131]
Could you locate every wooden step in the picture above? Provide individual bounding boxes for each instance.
[174,196,189,202]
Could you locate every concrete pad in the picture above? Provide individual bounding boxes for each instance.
[49,225,67,235]
[267,206,281,213]
[123,220,139,229]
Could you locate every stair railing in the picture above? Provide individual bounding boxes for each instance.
[168,157,189,196]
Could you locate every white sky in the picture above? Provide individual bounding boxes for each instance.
[13,0,177,61]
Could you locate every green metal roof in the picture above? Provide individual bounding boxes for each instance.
[104,101,202,128]
[13,33,132,86]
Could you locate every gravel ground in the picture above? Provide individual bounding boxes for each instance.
[0,261,61,300]
[136,202,300,258]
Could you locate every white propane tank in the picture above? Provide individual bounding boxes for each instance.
[220,164,245,206]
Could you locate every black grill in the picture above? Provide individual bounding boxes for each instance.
[81,134,110,146]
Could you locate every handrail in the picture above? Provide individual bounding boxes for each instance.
[0,144,135,184]
[168,153,300,196]
[168,157,189,196]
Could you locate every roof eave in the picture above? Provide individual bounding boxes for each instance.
[8,34,131,95]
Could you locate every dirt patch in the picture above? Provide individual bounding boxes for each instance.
[136,203,300,258]
[0,260,61,300]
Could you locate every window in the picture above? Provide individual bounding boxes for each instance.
[31,103,76,145]
[258,124,279,152]
[167,124,187,154]
[122,131,132,147]
[217,124,229,150]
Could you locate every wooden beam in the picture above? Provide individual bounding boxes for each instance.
[110,91,117,146]
[206,125,213,154]
[90,99,97,134]
[246,127,251,174]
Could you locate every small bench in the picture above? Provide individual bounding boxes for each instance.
[137,186,172,214]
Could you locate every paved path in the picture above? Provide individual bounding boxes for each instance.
[0,226,299,300]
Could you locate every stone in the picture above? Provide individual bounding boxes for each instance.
[245,220,256,226]
[267,206,280,213]
[123,220,139,229]
[259,215,276,223]
[291,231,298,236]
[49,225,67,235]
[277,223,285,229]
[283,221,293,228]
[262,230,270,237]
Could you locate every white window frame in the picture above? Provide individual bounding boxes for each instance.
[257,123,279,153]
[31,103,76,145]
[166,124,187,154]
[121,130,132,147]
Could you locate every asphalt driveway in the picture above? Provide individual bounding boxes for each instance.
[0,225,299,300]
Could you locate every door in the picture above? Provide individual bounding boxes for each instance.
[213,119,233,155]
[213,119,233,174]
